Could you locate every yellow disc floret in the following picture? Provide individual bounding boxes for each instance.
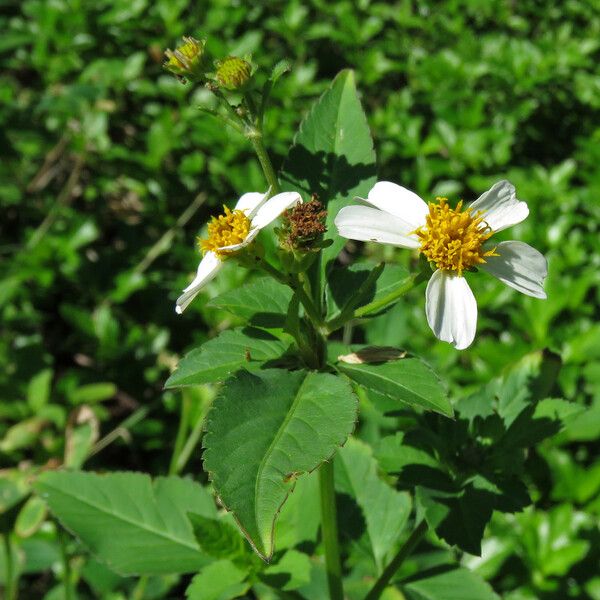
[415,197,497,275]
[199,206,251,258]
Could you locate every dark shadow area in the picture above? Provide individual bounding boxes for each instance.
[281,146,376,202]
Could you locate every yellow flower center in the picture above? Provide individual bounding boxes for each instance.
[198,206,251,258]
[415,197,497,275]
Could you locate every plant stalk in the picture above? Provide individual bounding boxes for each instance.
[319,460,344,600]
[327,271,425,333]
[3,534,16,600]
[249,134,280,194]
[364,520,428,600]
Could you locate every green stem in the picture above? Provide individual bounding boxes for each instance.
[327,271,425,333]
[249,134,280,194]
[172,409,206,475]
[364,520,428,600]
[3,534,16,600]
[319,461,343,600]
[255,257,323,328]
[168,395,191,476]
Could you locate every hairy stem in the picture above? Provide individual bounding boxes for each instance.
[364,520,428,600]
[319,460,344,600]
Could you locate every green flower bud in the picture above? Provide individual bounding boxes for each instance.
[164,37,210,81]
[215,56,252,90]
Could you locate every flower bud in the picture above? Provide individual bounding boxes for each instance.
[164,37,210,81]
[215,56,253,90]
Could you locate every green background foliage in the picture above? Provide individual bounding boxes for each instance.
[1,0,599,598]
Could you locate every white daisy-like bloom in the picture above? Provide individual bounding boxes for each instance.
[176,189,302,314]
[334,180,547,349]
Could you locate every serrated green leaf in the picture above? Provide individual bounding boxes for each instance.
[336,437,411,571]
[206,277,293,327]
[281,69,376,270]
[186,559,249,600]
[203,369,358,559]
[403,567,500,600]
[35,472,216,575]
[337,355,452,417]
[165,328,291,388]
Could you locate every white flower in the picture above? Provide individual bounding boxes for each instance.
[334,180,547,349]
[176,189,301,314]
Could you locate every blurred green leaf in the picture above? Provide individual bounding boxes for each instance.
[35,472,215,575]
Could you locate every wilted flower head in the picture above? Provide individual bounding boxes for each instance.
[215,56,253,90]
[335,180,548,350]
[164,37,210,81]
[280,195,327,251]
[176,190,301,313]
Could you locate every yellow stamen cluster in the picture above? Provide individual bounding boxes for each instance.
[199,206,251,258]
[415,197,497,275]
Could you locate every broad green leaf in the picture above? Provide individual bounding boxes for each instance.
[325,262,409,321]
[402,567,500,600]
[165,328,291,388]
[188,513,247,562]
[281,69,376,270]
[186,559,249,600]
[337,354,452,417]
[336,437,411,571]
[35,472,216,575]
[203,369,358,559]
[275,470,320,550]
[206,277,293,327]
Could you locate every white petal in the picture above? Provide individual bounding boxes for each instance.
[250,191,302,230]
[358,181,428,228]
[217,227,261,252]
[480,241,547,299]
[469,180,529,233]
[235,190,269,217]
[175,252,222,314]
[334,205,420,248]
[426,270,477,350]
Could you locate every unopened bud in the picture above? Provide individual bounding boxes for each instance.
[215,56,252,90]
[164,37,210,81]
